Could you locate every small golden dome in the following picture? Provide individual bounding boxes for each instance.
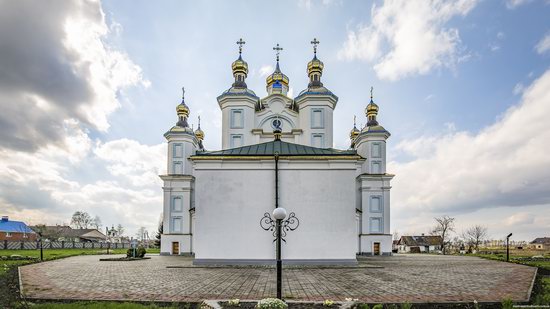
[195,128,204,140]
[177,102,190,117]
[350,126,360,140]
[307,56,324,76]
[232,55,248,76]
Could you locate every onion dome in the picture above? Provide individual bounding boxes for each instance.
[194,116,205,141]
[365,87,379,127]
[266,62,290,88]
[266,43,289,92]
[232,39,248,88]
[168,87,193,133]
[232,55,248,77]
[307,38,324,88]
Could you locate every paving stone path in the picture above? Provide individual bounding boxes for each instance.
[19,254,536,303]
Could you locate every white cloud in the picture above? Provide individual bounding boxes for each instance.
[389,68,550,219]
[505,0,532,9]
[94,139,166,187]
[535,32,550,55]
[298,0,342,10]
[259,65,274,77]
[0,1,149,151]
[505,212,535,226]
[338,0,478,81]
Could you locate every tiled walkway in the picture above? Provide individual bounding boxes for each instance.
[19,254,536,303]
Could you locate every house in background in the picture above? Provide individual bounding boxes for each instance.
[30,225,106,242]
[397,235,443,253]
[529,237,550,250]
[0,216,37,241]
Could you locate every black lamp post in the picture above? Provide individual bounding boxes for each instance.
[260,209,299,299]
[506,233,513,262]
[37,232,43,261]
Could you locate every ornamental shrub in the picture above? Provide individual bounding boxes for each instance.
[126,246,147,258]
[256,298,288,309]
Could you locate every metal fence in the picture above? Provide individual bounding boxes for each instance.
[1,240,130,250]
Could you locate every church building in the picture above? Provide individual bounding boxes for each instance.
[160,39,394,264]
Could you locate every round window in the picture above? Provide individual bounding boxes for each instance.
[271,119,282,130]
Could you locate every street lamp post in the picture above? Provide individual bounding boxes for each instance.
[260,208,299,300]
[506,233,513,262]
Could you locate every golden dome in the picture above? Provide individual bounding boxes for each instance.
[266,63,289,87]
[365,101,379,118]
[307,56,324,76]
[195,128,204,140]
[232,55,248,76]
[177,102,190,117]
[350,126,360,140]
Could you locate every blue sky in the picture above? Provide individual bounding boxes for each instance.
[1,0,549,241]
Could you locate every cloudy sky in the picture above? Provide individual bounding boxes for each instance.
[0,0,549,241]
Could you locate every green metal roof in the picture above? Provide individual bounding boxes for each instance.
[194,140,358,157]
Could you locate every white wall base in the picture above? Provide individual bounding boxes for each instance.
[160,234,192,255]
[359,234,392,255]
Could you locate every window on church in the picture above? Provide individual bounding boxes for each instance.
[172,196,183,212]
[312,133,324,148]
[173,161,183,174]
[171,217,182,233]
[173,143,183,158]
[371,161,381,174]
[230,134,243,148]
[370,217,382,233]
[370,196,382,212]
[311,109,324,128]
[372,143,381,158]
[230,109,244,128]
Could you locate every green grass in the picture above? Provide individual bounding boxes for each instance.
[0,248,159,274]
[28,301,179,308]
[472,252,550,271]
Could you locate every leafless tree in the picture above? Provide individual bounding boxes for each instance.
[462,225,488,252]
[116,224,125,237]
[431,215,455,255]
[91,216,102,230]
[70,211,92,229]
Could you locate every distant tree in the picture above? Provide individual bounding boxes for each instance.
[392,230,400,241]
[462,225,488,252]
[431,215,455,255]
[136,226,148,241]
[155,221,163,248]
[116,224,125,237]
[70,211,92,229]
[91,216,102,230]
[32,224,64,241]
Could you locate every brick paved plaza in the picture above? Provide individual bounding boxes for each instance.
[19,254,536,303]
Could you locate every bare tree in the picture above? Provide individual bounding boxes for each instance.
[91,216,102,230]
[431,215,455,255]
[70,211,92,229]
[136,226,148,241]
[116,224,125,237]
[462,225,488,252]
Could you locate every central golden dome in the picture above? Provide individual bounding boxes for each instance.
[232,55,248,76]
[266,63,289,87]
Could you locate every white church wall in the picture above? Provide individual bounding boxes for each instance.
[192,159,357,264]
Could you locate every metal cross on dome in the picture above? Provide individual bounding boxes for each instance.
[273,43,283,62]
[311,38,320,55]
[236,38,245,54]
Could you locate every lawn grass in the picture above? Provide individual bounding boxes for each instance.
[0,248,160,274]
